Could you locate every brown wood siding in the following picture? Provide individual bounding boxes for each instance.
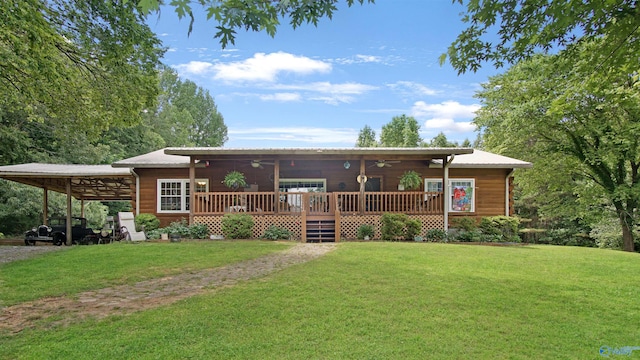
[448,168,511,222]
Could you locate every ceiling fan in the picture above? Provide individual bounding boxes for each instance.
[249,160,275,169]
[370,160,400,168]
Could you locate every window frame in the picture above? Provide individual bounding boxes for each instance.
[157,179,209,213]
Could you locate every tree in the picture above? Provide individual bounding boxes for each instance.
[152,68,228,147]
[427,132,458,148]
[474,40,639,252]
[140,0,375,48]
[444,0,640,74]
[356,125,377,147]
[1,0,164,139]
[379,115,422,147]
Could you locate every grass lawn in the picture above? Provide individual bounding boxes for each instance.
[2,242,640,359]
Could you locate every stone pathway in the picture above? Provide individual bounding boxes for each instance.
[0,243,336,334]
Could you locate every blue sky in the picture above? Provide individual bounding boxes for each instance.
[147,0,502,148]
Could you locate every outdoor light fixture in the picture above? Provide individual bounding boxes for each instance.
[290,160,295,167]
[343,161,351,169]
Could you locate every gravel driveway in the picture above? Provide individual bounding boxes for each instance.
[0,245,67,264]
[0,243,336,334]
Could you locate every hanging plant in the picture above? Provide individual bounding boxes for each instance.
[399,170,422,190]
[223,171,247,191]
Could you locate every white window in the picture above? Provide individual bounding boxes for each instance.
[424,178,475,213]
[157,179,208,213]
[450,179,475,213]
[279,179,326,208]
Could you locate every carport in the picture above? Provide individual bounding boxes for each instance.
[0,163,134,245]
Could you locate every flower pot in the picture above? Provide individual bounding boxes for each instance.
[169,233,181,242]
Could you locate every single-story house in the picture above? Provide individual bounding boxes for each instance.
[0,147,531,242]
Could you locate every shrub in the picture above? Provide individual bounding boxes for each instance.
[262,225,292,240]
[381,213,408,241]
[135,213,160,232]
[356,224,375,240]
[221,213,254,239]
[166,218,191,237]
[425,229,447,242]
[450,217,478,232]
[189,223,210,239]
[452,229,482,242]
[405,219,422,240]
[479,216,521,242]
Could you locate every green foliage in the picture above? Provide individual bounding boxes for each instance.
[165,219,191,237]
[426,132,460,147]
[380,213,421,241]
[221,213,254,239]
[262,225,292,240]
[379,114,422,147]
[140,0,375,49]
[450,217,478,232]
[223,171,247,190]
[425,229,447,242]
[189,223,210,239]
[405,218,422,240]
[445,0,639,74]
[355,125,377,147]
[474,41,640,251]
[591,218,623,250]
[356,224,375,240]
[479,216,521,242]
[135,213,160,232]
[399,170,422,190]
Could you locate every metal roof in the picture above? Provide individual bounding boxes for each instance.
[163,147,474,157]
[0,163,134,200]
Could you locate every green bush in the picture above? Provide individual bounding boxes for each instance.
[189,223,210,239]
[479,216,521,242]
[452,229,482,242]
[357,224,375,240]
[405,219,422,240]
[166,218,191,237]
[381,213,408,241]
[135,213,160,232]
[450,217,478,232]
[262,225,292,240]
[221,213,254,239]
[425,229,447,242]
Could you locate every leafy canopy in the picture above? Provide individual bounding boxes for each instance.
[444,0,640,74]
[139,0,375,48]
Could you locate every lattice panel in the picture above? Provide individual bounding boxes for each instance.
[339,214,444,240]
[194,215,302,240]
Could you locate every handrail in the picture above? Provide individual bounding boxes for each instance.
[192,191,443,215]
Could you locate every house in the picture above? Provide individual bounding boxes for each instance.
[109,147,532,241]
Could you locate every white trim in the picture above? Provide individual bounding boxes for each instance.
[157,178,208,213]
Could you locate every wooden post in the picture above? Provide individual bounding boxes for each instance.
[301,204,307,243]
[359,159,366,215]
[189,157,195,225]
[66,179,72,246]
[43,187,48,226]
[274,160,280,214]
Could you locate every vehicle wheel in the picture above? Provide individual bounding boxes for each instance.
[25,238,36,246]
[82,236,97,245]
[53,235,64,246]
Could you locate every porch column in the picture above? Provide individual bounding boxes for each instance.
[274,160,280,213]
[359,159,366,214]
[66,179,72,245]
[43,187,48,225]
[443,155,452,232]
[80,198,85,218]
[189,157,195,225]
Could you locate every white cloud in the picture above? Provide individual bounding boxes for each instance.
[411,100,480,119]
[410,100,480,134]
[388,81,438,97]
[259,93,302,102]
[229,127,357,144]
[213,52,331,82]
[423,118,476,132]
[271,82,378,105]
[174,61,215,75]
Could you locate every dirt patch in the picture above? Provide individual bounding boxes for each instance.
[0,245,68,264]
[0,243,336,334]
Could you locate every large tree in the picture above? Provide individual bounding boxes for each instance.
[444,0,640,74]
[1,0,164,138]
[355,125,377,147]
[140,0,374,48]
[475,39,639,252]
[379,115,422,147]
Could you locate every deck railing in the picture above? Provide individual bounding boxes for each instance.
[192,191,443,215]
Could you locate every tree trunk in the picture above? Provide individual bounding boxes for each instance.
[618,209,635,252]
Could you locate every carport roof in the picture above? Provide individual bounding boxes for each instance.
[0,163,134,200]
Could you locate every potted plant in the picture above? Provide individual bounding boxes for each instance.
[399,170,422,191]
[223,171,247,191]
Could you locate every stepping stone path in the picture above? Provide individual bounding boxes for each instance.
[0,243,336,334]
